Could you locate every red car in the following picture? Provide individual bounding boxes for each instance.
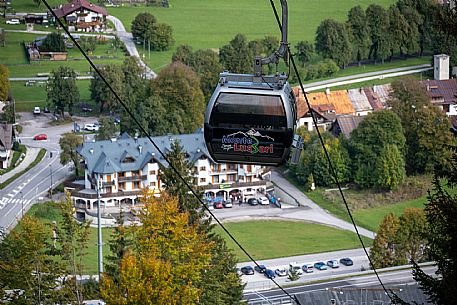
[33,133,48,141]
[213,201,223,209]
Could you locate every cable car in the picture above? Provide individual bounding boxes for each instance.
[204,72,297,166]
[204,0,301,166]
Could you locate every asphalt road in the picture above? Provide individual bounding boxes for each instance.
[243,265,436,303]
[0,113,96,232]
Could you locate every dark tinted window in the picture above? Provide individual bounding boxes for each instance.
[215,93,285,116]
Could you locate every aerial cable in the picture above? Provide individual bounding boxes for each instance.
[41,0,301,303]
[267,0,403,303]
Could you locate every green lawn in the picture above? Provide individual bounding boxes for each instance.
[11,80,93,112]
[215,220,372,263]
[24,202,373,274]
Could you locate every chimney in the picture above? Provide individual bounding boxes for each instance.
[89,148,94,154]
[138,145,142,154]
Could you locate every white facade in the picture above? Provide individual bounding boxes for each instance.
[434,54,450,80]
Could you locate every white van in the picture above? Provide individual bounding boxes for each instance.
[288,262,303,275]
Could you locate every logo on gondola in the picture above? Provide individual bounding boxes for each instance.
[221,129,274,154]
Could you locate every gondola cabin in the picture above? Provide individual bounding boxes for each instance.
[204,72,297,166]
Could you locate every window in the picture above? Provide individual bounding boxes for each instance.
[212,176,219,183]
[149,170,156,175]
[119,172,125,177]
[133,181,140,189]
[247,165,252,172]
[200,166,206,171]
[247,176,252,182]
[200,178,206,183]
[227,174,236,182]
[150,182,156,187]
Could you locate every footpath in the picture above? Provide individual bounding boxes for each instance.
[0,147,40,184]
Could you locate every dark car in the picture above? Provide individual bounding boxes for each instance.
[264,269,276,279]
[339,258,353,266]
[240,266,254,275]
[314,262,327,270]
[247,198,258,206]
[254,265,266,273]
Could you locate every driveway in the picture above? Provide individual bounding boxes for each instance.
[107,15,157,79]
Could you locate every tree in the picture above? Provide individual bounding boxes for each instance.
[349,110,406,189]
[295,41,314,67]
[396,208,428,264]
[47,66,79,118]
[189,49,223,100]
[146,22,174,51]
[388,5,412,57]
[346,5,370,64]
[100,192,213,305]
[40,32,66,52]
[366,4,391,63]
[315,19,352,68]
[172,44,193,64]
[90,64,124,113]
[158,141,244,304]
[374,144,406,190]
[79,36,97,53]
[288,265,300,281]
[370,213,400,269]
[388,77,454,174]
[0,64,10,102]
[57,192,92,304]
[59,132,83,176]
[96,116,117,140]
[219,33,254,74]
[150,62,205,134]
[0,216,63,304]
[412,148,457,305]
[131,12,156,43]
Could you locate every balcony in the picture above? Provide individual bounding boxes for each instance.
[71,189,142,200]
[118,175,147,182]
[201,180,266,190]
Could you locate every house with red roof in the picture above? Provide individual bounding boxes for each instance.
[53,0,108,32]
[421,79,457,116]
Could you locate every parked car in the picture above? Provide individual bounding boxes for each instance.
[302,264,314,273]
[223,200,233,208]
[275,268,288,277]
[236,268,243,276]
[258,196,269,205]
[264,269,276,279]
[44,106,50,113]
[289,262,303,275]
[247,198,258,206]
[339,258,353,266]
[240,266,254,275]
[314,262,327,270]
[327,260,339,268]
[33,133,47,141]
[84,123,99,131]
[6,19,20,25]
[33,106,40,115]
[213,201,223,209]
[254,265,266,273]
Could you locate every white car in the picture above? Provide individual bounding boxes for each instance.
[33,106,41,115]
[289,262,303,275]
[6,19,20,25]
[258,196,269,205]
[327,260,339,268]
[84,123,99,131]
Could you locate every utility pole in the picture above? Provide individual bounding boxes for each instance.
[49,164,53,199]
[97,177,103,281]
[20,191,23,217]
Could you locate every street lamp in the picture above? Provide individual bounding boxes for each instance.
[97,178,103,281]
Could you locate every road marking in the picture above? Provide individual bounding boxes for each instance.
[12,199,18,204]
[12,189,19,194]
[7,193,14,198]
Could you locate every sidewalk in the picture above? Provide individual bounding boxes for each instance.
[0,147,40,184]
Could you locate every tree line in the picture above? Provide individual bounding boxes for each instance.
[290,77,455,191]
[314,0,457,68]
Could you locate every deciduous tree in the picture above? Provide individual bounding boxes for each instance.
[219,34,254,74]
[40,32,66,52]
[96,116,117,140]
[295,41,314,67]
[366,4,390,63]
[90,64,124,113]
[47,66,79,118]
[100,192,213,305]
[146,22,174,51]
[0,64,10,102]
[374,144,406,190]
[315,19,352,68]
[370,213,400,269]
[346,5,370,64]
[131,12,156,43]
[396,207,427,264]
[59,132,83,176]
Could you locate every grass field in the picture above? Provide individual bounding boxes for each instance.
[214,220,373,263]
[24,201,372,274]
